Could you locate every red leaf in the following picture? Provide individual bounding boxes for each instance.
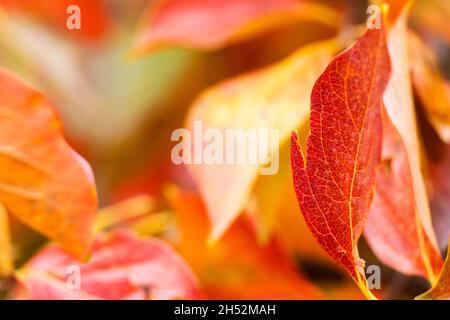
[132,0,340,54]
[0,69,97,259]
[290,28,391,297]
[365,109,443,279]
[381,3,439,253]
[17,230,202,300]
[364,5,443,283]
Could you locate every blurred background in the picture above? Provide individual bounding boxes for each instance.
[0,0,448,300]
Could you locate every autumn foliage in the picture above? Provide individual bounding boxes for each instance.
[0,0,449,300]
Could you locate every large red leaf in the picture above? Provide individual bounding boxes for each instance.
[132,0,339,54]
[290,27,391,297]
[16,230,202,300]
[0,69,97,259]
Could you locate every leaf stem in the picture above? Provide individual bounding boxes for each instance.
[361,286,378,300]
[0,204,13,277]
[356,270,378,300]
[415,215,438,286]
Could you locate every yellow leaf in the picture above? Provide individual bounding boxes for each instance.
[95,195,154,231]
[185,39,339,242]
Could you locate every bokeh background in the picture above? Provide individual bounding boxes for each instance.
[0,0,448,300]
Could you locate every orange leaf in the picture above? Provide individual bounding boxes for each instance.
[409,31,450,143]
[0,0,110,40]
[166,186,322,299]
[132,0,340,54]
[411,0,450,45]
[16,230,202,300]
[417,236,450,300]
[365,108,443,280]
[185,39,338,242]
[0,69,97,259]
[290,27,391,298]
